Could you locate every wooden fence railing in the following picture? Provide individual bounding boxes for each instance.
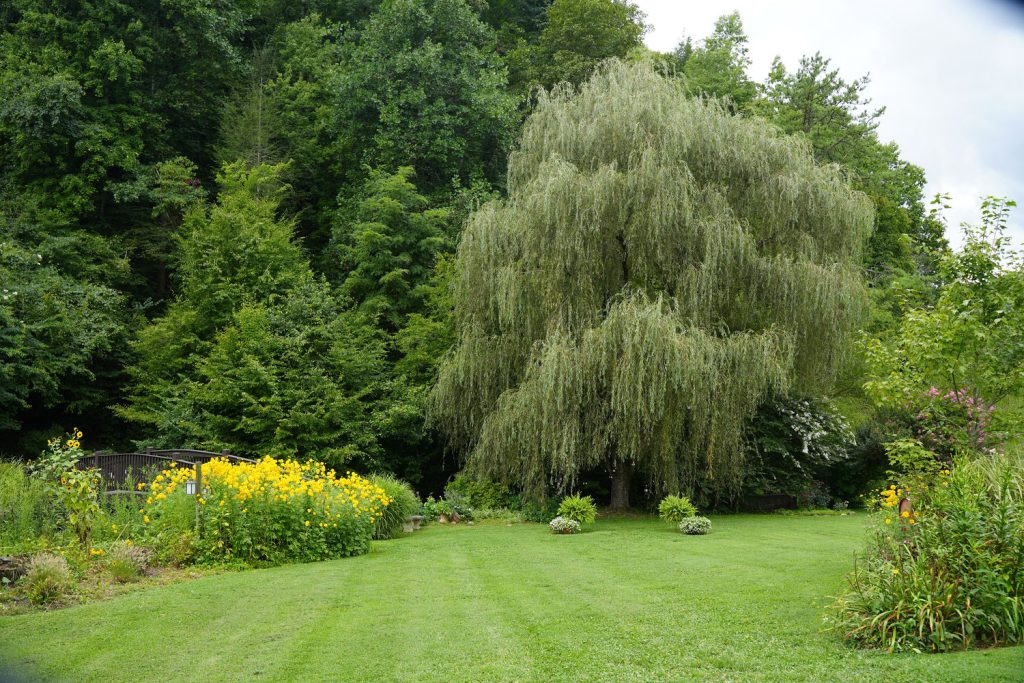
[77,448,256,492]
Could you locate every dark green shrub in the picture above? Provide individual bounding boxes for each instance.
[445,474,516,510]
[658,495,697,524]
[520,498,560,523]
[369,474,420,539]
[556,494,597,525]
[19,553,73,605]
[743,397,853,500]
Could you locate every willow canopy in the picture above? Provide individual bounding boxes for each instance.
[431,60,873,508]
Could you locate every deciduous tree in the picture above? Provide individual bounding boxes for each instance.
[431,61,873,508]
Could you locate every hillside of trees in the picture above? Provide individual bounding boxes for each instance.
[0,1,955,499]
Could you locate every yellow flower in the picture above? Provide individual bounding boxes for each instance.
[76,430,83,438]
[900,511,910,518]
[891,567,899,575]
[885,518,892,525]
[111,523,118,531]
[304,520,311,527]
[143,515,150,523]
[908,519,916,525]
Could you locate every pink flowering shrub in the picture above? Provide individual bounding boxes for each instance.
[914,387,998,460]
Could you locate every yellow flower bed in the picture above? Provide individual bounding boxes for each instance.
[140,457,391,564]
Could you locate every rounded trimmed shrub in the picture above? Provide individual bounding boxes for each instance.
[679,516,712,535]
[658,495,697,524]
[549,516,581,535]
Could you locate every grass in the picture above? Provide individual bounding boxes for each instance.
[1,515,1022,682]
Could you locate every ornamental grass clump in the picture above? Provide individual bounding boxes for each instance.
[658,495,697,524]
[678,516,712,535]
[556,494,597,526]
[19,553,73,605]
[829,446,1024,652]
[368,474,420,539]
[104,541,150,583]
[140,457,391,566]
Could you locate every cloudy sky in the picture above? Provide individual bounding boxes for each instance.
[632,0,1024,247]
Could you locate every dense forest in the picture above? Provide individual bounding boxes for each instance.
[0,0,962,500]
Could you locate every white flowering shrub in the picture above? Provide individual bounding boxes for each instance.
[549,516,581,534]
[678,516,711,535]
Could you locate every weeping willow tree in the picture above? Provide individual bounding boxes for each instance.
[431,60,873,509]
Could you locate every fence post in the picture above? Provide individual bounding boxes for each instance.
[194,462,203,538]
[93,451,99,470]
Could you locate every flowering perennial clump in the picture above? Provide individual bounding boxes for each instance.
[678,516,711,535]
[549,516,581,535]
[831,452,1024,652]
[141,457,392,565]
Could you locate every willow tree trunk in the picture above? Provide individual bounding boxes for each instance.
[609,461,633,511]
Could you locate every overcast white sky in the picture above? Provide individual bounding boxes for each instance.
[632,0,1024,248]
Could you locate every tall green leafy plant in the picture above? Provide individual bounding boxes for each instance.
[556,494,597,525]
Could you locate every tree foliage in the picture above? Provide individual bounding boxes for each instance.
[0,2,1001,505]
[680,12,756,111]
[431,61,873,506]
[0,204,133,434]
[335,167,451,331]
[757,52,941,278]
[120,164,388,468]
[864,198,1024,420]
[523,0,645,89]
[334,0,519,191]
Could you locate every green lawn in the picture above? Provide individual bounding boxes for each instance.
[1,515,1021,682]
